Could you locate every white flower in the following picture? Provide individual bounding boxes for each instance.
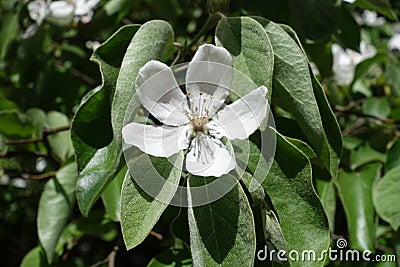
[85,40,101,51]
[122,44,268,177]
[27,0,48,24]
[388,34,400,51]
[74,0,100,23]
[26,0,99,28]
[48,0,100,23]
[357,10,386,26]
[24,0,48,38]
[332,41,376,85]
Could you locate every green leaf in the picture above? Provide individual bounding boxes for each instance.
[263,209,287,251]
[304,42,333,79]
[263,130,330,267]
[0,12,18,60]
[355,0,398,20]
[170,208,190,247]
[0,110,35,138]
[112,20,174,150]
[75,21,173,216]
[336,163,381,251]
[101,165,127,222]
[362,97,391,118]
[387,137,400,172]
[37,163,78,264]
[387,62,400,97]
[334,5,361,52]
[256,17,341,178]
[352,53,386,85]
[285,136,317,160]
[350,143,386,170]
[0,96,19,111]
[103,0,134,16]
[73,21,173,218]
[46,111,74,163]
[311,75,343,169]
[71,24,140,172]
[315,178,336,232]
[288,0,340,42]
[373,166,400,231]
[215,17,274,102]
[188,176,256,267]
[147,247,192,267]
[121,152,183,250]
[26,108,47,138]
[76,140,119,216]
[72,25,139,215]
[20,246,49,267]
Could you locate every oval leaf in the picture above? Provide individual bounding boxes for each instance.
[37,163,78,264]
[121,152,183,250]
[188,175,256,267]
[263,130,330,267]
[215,17,274,102]
[373,166,400,231]
[336,163,381,251]
[255,17,341,178]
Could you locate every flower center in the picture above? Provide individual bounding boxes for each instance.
[182,91,217,134]
[190,116,208,132]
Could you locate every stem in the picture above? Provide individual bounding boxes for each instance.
[178,12,225,62]
[4,125,70,145]
[21,171,57,180]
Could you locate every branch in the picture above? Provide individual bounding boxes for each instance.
[4,125,70,145]
[0,151,48,158]
[149,230,163,241]
[178,12,225,62]
[90,246,119,267]
[334,104,400,126]
[21,171,57,180]
[53,60,97,86]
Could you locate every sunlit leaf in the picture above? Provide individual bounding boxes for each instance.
[336,163,381,251]
[373,166,400,231]
[188,176,256,267]
[121,152,183,250]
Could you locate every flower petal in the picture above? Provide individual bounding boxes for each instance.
[136,60,190,126]
[75,0,100,16]
[122,123,192,157]
[186,44,233,117]
[207,86,268,140]
[27,0,48,24]
[49,1,74,18]
[185,133,236,177]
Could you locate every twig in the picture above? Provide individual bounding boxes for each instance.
[149,230,163,241]
[53,61,97,86]
[0,151,48,158]
[68,66,97,86]
[334,99,365,112]
[334,105,400,125]
[4,125,70,145]
[90,246,119,267]
[178,12,225,62]
[375,243,395,254]
[21,171,57,180]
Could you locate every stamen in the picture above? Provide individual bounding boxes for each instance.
[198,92,203,117]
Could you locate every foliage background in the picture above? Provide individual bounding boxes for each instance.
[1,0,400,266]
